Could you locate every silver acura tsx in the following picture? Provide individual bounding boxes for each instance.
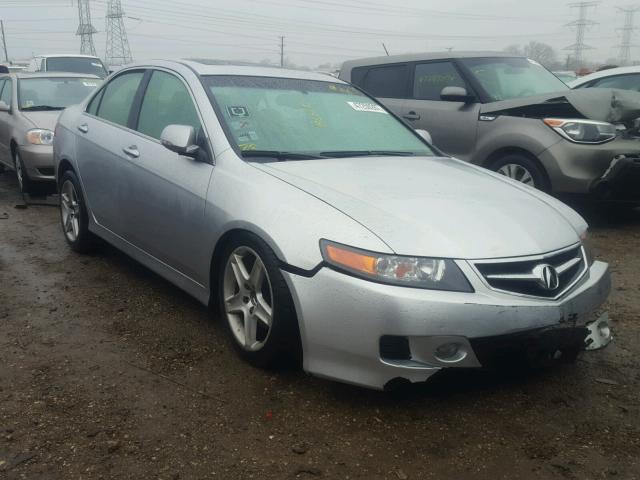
[53,60,612,390]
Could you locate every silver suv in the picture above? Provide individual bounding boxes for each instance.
[340,52,640,203]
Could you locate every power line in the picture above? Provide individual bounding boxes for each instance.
[105,0,133,66]
[616,6,640,66]
[564,1,598,68]
[76,0,97,56]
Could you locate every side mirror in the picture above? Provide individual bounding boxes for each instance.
[415,129,432,144]
[160,124,200,158]
[440,86,475,103]
[0,100,10,112]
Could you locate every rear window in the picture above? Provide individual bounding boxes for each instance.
[358,64,409,99]
[46,57,108,78]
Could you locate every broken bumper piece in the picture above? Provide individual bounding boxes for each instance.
[591,154,640,202]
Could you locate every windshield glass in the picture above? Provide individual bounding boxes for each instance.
[19,77,101,110]
[460,57,568,101]
[46,57,108,78]
[203,75,433,158]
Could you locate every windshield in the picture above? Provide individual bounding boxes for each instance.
[18,77,101,110]
[203,75,433,159]
[46,57,108,78]
[460,57,568,102]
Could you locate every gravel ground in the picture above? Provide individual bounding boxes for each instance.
[0,171,639,480]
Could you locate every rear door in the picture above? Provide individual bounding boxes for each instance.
[404,61,480,160]
[75,69,146,234]
[351,63,410,119]
[120,68,213,284]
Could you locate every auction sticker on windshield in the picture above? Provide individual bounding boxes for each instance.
[347,101,388,114]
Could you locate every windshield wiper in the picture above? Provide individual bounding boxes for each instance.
[240,150,326,161]
[21,105,64,111]
[320,150,415,158]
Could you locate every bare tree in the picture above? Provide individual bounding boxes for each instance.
[522,41,558,67]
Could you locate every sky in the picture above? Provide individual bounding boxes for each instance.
[0,0,626,68]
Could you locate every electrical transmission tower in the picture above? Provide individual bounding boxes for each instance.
[105,0,133,67]
[617,6,640,66]
[76,0,97,56]
[564,1,598,69]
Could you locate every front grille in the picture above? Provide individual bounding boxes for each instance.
[473,244,587,299]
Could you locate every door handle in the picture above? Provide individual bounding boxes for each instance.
[122,145,140,158]
[403,112,421,121]
[77,124,89,133]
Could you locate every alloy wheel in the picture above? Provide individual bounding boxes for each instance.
[223,246,274,352]
[60,180,81,242]
[497,163,536,187]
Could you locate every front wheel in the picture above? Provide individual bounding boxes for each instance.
[489,153,549,192]
[14,150,34,194]
[218,233,301,369]
[59,170,97,253]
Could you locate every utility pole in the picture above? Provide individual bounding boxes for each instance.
[279,36,284,68]
[105,0,133,67]
[564,1,598,69]
[617,6,640,66]
[0,21,8,63]
[76,0,97,56]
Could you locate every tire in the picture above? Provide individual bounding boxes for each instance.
[217,232,301,369]
[14,149,34,194]
[59,170,97,253]
[489,153,549,192]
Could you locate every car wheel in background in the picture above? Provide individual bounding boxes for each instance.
[218,233,301,369]
[59,170,97,253]
[490,153,549,192]
[14,150,34,194]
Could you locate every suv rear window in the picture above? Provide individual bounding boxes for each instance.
[357,64,409,99]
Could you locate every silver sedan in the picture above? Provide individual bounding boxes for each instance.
[53,60,611,390]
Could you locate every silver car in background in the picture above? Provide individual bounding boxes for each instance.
[0,72,100,193]
[54,60,611,390]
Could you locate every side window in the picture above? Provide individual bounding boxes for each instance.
[86,88,105,116]
[413,62,467,100]
[0,79,12,105]
[350,67,368,88]
[136,70,201,140]
[361,64,409,98]
[96,71,144,127]
[591,74,640,91]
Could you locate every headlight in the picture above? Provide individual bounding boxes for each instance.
[543,118,616,144]
[26,129,55,145]
[320,240,473,292]
[580,231,595,266]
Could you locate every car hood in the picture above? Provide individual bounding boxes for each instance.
[482,88,640,124]
[20,110,62,130]
[253,156,583,259]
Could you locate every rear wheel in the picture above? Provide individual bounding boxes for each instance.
[218,233,301,369]
[489,153,549,192]
[59,170,97,253]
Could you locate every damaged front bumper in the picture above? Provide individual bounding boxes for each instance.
[284,259,611,390]
[590,154,640,203]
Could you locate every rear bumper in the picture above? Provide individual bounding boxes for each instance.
[590,155,640,203]
[18,144,54,182]
[284,260,611,390]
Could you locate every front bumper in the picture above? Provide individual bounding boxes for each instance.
[539,136,640,196]
[18,143,54,182]
[284,260,610,390]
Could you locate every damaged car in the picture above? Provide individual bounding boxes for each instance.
[54,60,611,390]
[340,53,640,204]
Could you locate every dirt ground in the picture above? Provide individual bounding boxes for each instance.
[0,171,638,480]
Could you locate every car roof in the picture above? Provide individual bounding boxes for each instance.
[118,59,344,83]
[340,51,517,70]
[35,54,102,59]
[569,65,640,87]
[9,72,102,79]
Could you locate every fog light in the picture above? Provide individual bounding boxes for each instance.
[434,342,467,363]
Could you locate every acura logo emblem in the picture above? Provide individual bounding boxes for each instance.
[533,264,560,291]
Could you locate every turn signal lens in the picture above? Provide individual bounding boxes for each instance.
[320,240,473,292]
